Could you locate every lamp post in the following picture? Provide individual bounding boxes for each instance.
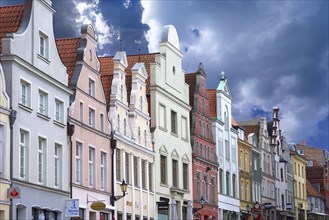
[110,180,128,203]
[193,197,206,214]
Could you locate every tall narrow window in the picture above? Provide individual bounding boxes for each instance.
[226,172,230,196]
[116,149,121,181]
[20,79,31,107]
[149,163,153,191]
[219,169,223,194]
[225,140,230,160]
[224,111,229,131]
[19,130,28,179]
[211,177,216,203]
[124,118,127,135]
[183,163,188,190]
[254,158,257,171]
[39,32,48,59]
[117,115,120,132]
[246,181,249,201]
[144,130,147,146]
[172,159,178,187]
[245,152,248,172]
[38,90,48,116]
[100,113,104,132]
[204,174,209,201]
[125,153,130,184]
[181,117,187,140]
[140,96,143,111]
[160,155,167,184]
[138,127,141,144]
[88,78,95,97]
[120,85,124,101]
[88,108,95,128]
[88,147,95,187]
[55,98,64,123]
[232,174,236,198]
[80,102,84,122]
[171,110,177,134]
[54,143,61,187]
[100,152,106,190]
[159,104,166,129]
[75,142,82,183]
[142,160,146,189]
[0,125,4,176]
[38,137,46,184]
[134,156,139,187]
[196,171,202,199]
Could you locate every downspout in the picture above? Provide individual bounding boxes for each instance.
[9,109,17,220]
[67,123,75,199]
[109,120,117,220]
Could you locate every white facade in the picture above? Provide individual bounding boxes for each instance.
[212,72,240,220]
[150,25,193,220]
[1,0,71,219]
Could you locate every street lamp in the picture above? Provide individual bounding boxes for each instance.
[193,197,206,214]
[110,180,128,203]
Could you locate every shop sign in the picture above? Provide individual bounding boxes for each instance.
[8,187,21,199]
[65,199,79,217]
[90,201,106,211]
[157,201,169,210]
[286,203,292,210]
[264,203,272,210]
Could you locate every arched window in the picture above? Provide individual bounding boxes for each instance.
[117,114,120,132]
[224,108,229,131]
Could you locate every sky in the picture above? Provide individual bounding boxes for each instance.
[1,0,328,150]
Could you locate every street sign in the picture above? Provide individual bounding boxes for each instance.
[65,199,79,217]
[8,187,21,199]
[264,203,272,210]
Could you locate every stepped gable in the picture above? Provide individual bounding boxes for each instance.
[207,89,216,119]
[56,38,81,84]
[185,73,196,109]
[99,53,157,112]
[0,4,25,53]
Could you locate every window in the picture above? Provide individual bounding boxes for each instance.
[225,140,230,160]
[144,130,147,146]
[202,99,205,113]
[88,108,95,128]
[88,147,95,187]
[54,143,61,187]
[204,174,209,201]
[134,156,139,187]
[160,155,167,184]
[232,174,236,198]
[125,152,130,184]
[19,130,28,179]
[149,163,153,191]
[75,142,82,183]
[124,118,127,135]
[120,85,124,101]
[197,171,202,199]
[245,152,248,172]
[38,90,48,115]
[172,159,178,187]
[254,158,257,171]
[20,79,31,107]
[142,160,146,189]
[88,78,95,97]
[140,96,143,111]
[226,172,230,196]
[100,113,104,132]
[55,98,64,123]
[138,127,141,144]
[116,149,121,181]
[80,102,83,122]
[211,177,216,203]
[224,111,229,131]
[159,104,166,129]
[246,181,249,201]
[171,110,177,134]
[307,160,313,167]
[39,32,48,58]
[183,163,188,190]
[219,169,223,194]
[117,115,120,132]
[181,117,187,140]
[100,152,106,190]
[241,180,245,200]
[280,168,284,181]
[38,137,46,184]
[240,150,244,170]
[218,137,223,156]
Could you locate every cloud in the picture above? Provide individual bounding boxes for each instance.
[73,0,114,49]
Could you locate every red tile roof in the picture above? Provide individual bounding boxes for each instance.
[242,124,260,140]
[56,38,81,83]
[99,53,158,112]
[207,89,217,119]
[185,73,196,108]
[0,4,25,53]
[307,180,323,198]
[232,117,239,127]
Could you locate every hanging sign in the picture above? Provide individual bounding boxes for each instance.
[90,201,106,211]
[65,199,80,217]
[8,187,21,199]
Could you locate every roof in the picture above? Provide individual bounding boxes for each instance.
[99,53,158,112]
[296,144,326,167]
[242,124,260,140]
[0,4,25,53]
[306,180,323,198]
[207,89,216,119]
[232,117,238,127]
[56,38,81,83]
[185,73,196,108]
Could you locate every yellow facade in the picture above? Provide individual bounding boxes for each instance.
[239,139,253,220]
[292,152,308,220]
[0,66,11,220]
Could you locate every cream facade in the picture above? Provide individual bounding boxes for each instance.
[0,64,11,220]
[211,72,240,220]
[150,25,193,220]
[1,0,71,219]
[108,51,155,220]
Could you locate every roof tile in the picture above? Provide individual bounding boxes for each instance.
[207,89,217,119]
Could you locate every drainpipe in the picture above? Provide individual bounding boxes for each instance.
[9,109,17,220]
[109,120,117,220]
[67,123,75,199]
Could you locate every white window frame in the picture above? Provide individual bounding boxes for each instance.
[100,151,106,190]
[39,31,49,59]
[19,129,29,179]
[181,116,188,140]
[75,142,82,184]
[88,146,95,187]
[20,78,31,108]
[54,98,64,123]
[100,113,104,132]
[37,136,47,184]
[54,143,62,188]
[38,89,48,116]
[88,107,95,128]
[88,78,95,97]
[159,104,166,130]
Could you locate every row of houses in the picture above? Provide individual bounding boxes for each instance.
[0,1,328,220]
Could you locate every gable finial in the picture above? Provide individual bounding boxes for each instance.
[197,62,206,76]
[220,70,226,80]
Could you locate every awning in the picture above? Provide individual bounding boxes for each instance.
[309,212,328,216]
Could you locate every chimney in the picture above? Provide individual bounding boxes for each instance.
[300,140,307,145]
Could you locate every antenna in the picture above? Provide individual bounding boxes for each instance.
[135,40,141,62]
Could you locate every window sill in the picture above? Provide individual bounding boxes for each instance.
[160,183,169,188]
[170,132,179,138]
[37,112,50,121]
[53,120,66,128]
[158,126,167,132]
[19,103,33,113]
[181,137,189,143]
[37,54,50,64]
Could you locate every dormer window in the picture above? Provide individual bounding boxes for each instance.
[39,32,49,59]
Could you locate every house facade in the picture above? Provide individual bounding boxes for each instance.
[306,180,327,220]
[100,52,155,220]
[57,25,115,219]
[185,64,218,220]
[149,25,193,220]
[1,0,71,219]
[0,63,11,220]
[208,71,240,220]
